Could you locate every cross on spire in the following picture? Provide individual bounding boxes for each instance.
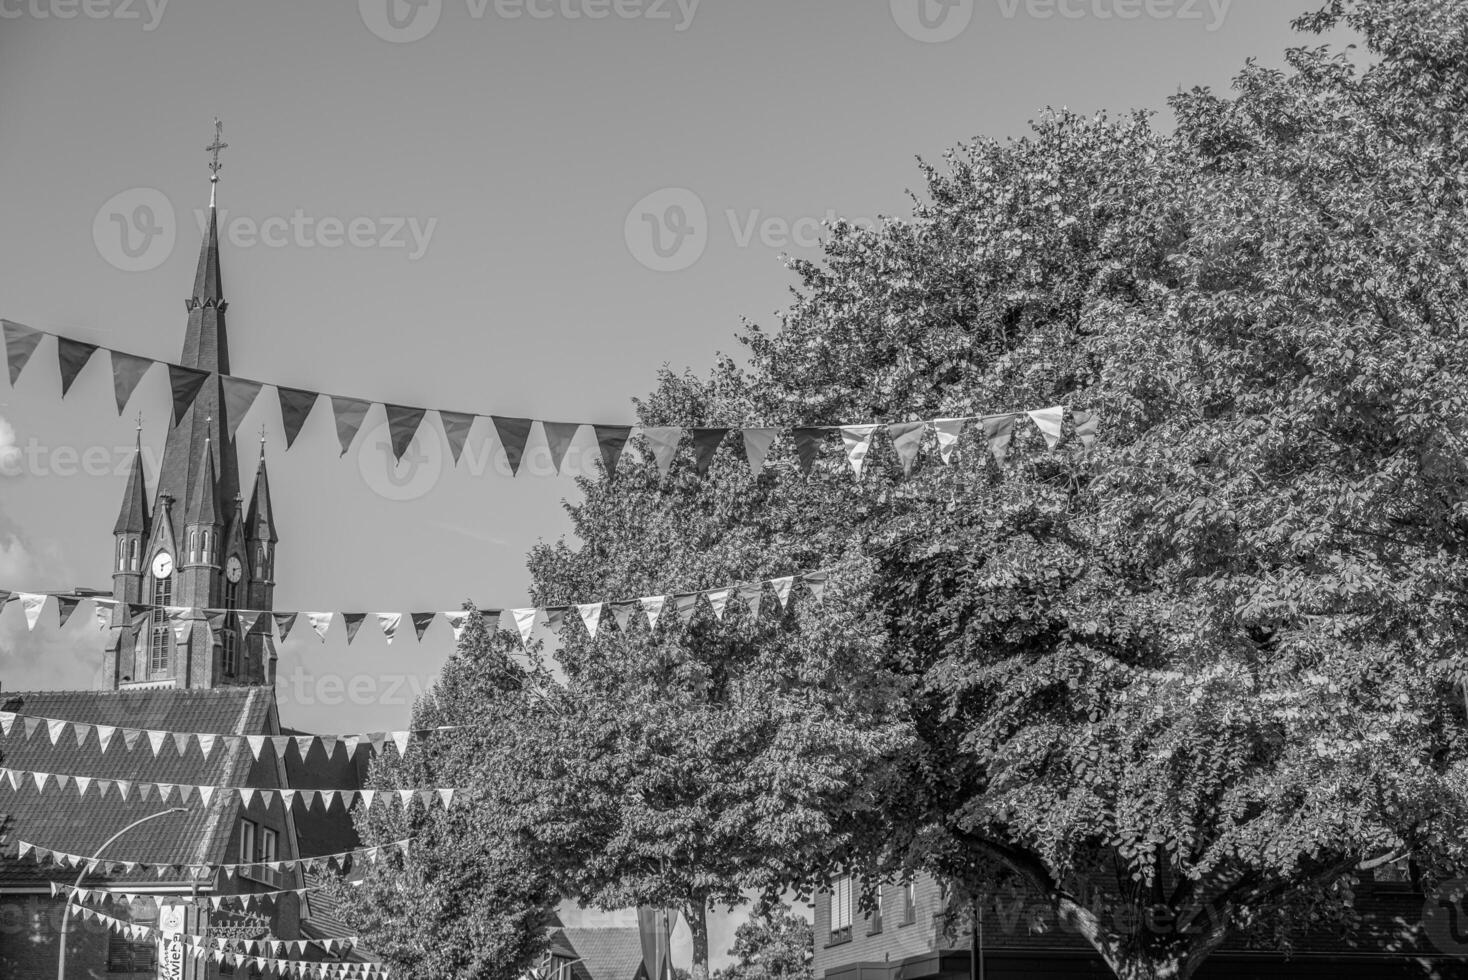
[206,117,227,207]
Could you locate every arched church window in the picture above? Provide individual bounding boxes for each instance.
[221,628,238,678]
[189,530,199,563]
[129,539,139,571]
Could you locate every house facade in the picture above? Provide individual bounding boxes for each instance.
[813,870,1467,980]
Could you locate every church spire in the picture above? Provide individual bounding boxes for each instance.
[112,424,150,536]
[186,432,219,528]
[247,437,278,545]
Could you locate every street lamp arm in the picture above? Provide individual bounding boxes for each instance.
[57,806,188,980]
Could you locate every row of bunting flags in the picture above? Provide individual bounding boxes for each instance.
[3,322,1096,478]
[53,875,367,914]
[66,904,384,978]
[1,569,830,647]
[57,895,361,958]
[0,709,453,763]
[2,767,454,812]
[20,836,414,878]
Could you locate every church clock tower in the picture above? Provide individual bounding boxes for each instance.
[104,121,278,690]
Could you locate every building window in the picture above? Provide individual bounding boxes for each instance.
[239,819,256,863]
[261,827,278,864]
[868,889,883,935]
[222,628,238,677]
[901,882,915,925]
[188,530,198,563]
[202,530,212,564]
[108,934,157,972]
[151,573,171,608]
[129,539,139,571]
[116,540,125,571]
[829,876,853,944]
[149,625,172,676]
[225,578,239,610]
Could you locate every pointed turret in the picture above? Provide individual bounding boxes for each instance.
[186,436,219,528]
[247,451,278,544]
[113,432,151,536]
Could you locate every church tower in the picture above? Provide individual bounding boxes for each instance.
[104,122,278,690]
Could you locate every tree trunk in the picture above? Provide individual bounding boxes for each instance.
[686,896,710,980]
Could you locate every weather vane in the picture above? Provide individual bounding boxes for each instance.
[206,117,227,206]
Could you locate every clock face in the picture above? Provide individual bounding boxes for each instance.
[151,552,174,579]
[226,556,243,583]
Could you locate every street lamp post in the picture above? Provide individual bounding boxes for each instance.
[56,807,188,980]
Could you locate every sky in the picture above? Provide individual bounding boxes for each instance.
[0,0,1329,965]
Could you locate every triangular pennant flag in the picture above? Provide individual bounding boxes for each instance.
[1073,409,1099,447]
[639,427,685,479]
[793,428,825,474]
[887,422,927,476]
[172,620,191,642]
[736,583,764,620]
[610,601,638,632]
[542,421,582,475]
[120,727,141,751]
[20,593,47,631]
[23,716,42,738]
[95,725,116,753]
[543,607,567,638]
[198,784,215,807]
[307,612,334,642]
[56,337,99,397]
[273,612,298,642]
[46,718,67,745]
[980,415,1016,464]
[690,427,729,476]
[147,730,169,756]
[492,416,535,476]
[3,320,43,385]
[932,418,965,464]
[277,386,320,450]
[384,404,427,463]
[576,603,603,639]
[438,411,475,466]
[1026,406,1065,450]
[168,364,211,426]
[411,612,436,640]
[512,608,537,649]
[217,376,264,441]
[442,611,469,641]
[75,775,92,798]
[674,592,701,624]
[593,425,633,479]
[342,613,367,644]
[705,588,731,621]
[391,731,411,757]
[376,612,402,644]
[0,712,13,736]
[271,736,293,758]
[235,609,265,636]
[196,733,217,756]
[56,595,82,628]
[840,425,879,479]
[640,595,666,631]
[742,428,778,477]
[802,571,831,603]
[771,576,795,610]
[330,396,372,456]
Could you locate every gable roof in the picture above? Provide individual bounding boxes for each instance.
[0,687,273,885]
[556,927,650,980]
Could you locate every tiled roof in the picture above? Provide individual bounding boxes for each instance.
[557,927,650,980]
[0,687,273,884]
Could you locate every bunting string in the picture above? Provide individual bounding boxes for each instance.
[19,837,414,878]
[3,322,1096,478]
[66,905,385,978]
[2,769,454,813]
[51,875,367,914]
[63,900,365,959]
[0,569,831,650]
[0,710,452,763]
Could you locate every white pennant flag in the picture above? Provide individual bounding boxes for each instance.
[839,425,879,479]
[307,612,334,642]
[75,775,92,798]
[0,712,13,736]
[391,731,411,757]
[932,418,965,464]
[147,730,168,756]
[770,576,795,610]
[376,613,402,645]
[442,611,469,641]
[46,718,67,745]
[196,733,217,757]
[438,788,455,809]
[1027,406,1065,450]
[577,603,603,639]
[705,588,731,621]
[20,593,47,631]
[95,725,116,753]
[246,736,266,761]
[512,608,537,649]
[639,595,666,631]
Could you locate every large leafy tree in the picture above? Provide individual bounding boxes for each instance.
[524,2,1468,979]
[711,906,814,980]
